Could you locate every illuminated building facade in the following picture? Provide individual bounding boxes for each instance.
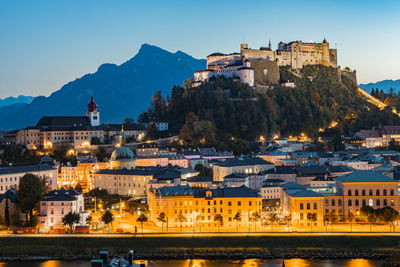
[148,185,262,229]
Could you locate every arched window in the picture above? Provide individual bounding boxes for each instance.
[348,190,352,196]
[377,199,381,206]
[307,203,310,210]
[355,190,359,196]
[300,203,304,210]
[355,199,359,206]
[331,199,335,206]
[338,199,342,206]
[376,189,380,196]
[348,199,352,206]
[369,199,373,207]
[383,189,387,196]
[362,199,366,206]
[313,203,317,209]
[390,189,395,196]
[325,199,329,206]
[362,190,366,196]
[369,189,373,196]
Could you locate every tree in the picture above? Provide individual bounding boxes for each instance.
[157,212,167,232]
[361,206,376,232]
[4,199,10,227]
[136,213,148,235]
[101,210,114,233]
[123,118,135,126]
[95,146,108,162]
[194,163,213,178]
[214,214,223,232]
[62,211,80,233]
[176,213,186,232]
[18,174,43,225]
[11,208,23,228]
[347,211,354,232]
[268,213,278,232]
[250,212,261,232]
[307,213,317,232]
[86,215,92,225]
[146,122,159,140]
[233,211,241,232]
[325,212,337,231]
[283,215,291,232]
[378,207,399,232]
[74,184,83,193]
[91,137,101,145]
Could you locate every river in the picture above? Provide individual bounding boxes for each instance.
[0,259,385,266]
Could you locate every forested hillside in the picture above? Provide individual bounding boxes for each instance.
[140,65,400,153]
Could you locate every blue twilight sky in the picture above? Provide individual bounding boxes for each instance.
[0,0,400,98]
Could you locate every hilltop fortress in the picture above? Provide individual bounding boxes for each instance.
[194,39,352,87]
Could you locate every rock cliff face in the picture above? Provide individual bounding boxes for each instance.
[0,44,206,130]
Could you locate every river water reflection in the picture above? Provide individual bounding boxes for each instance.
[0,259,384,267]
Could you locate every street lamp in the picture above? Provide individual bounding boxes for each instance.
[92,197,97,213]
[192,212,198,235]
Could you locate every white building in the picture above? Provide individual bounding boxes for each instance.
[0,157,57,194]
[39,189,88,228]
[246,174,267,191]
[260,185,282,200]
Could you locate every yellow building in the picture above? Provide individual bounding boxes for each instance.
[148,185,262,230]
[77,161,110,191]
[58,165,78,188]
[282,170,400,227]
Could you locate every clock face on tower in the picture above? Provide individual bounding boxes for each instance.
[93,111,98,115]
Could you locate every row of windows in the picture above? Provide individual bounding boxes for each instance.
[347,189,395,196]
[300,203,318,210]
[0,184,17,191]
[0,177,19,183]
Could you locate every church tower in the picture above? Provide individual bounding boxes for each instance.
[86,96,100,126]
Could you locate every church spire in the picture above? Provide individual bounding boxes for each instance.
[268,39,272,50]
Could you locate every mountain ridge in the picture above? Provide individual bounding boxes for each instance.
[0,95,34,108]
[359,79,400,93]
[0,44,206,130]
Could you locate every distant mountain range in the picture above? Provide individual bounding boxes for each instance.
[0,44,206,130]
[0,95,34,108]
[359,79,400,94]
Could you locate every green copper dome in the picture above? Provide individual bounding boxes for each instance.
[110,146,135,161]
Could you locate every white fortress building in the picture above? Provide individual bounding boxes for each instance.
[194,39,337,87]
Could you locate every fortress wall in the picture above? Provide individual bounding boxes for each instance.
[329,49,338,68]
[341,70,357,84]
[247,60,280,85]
[241,49,276,61]
[207,54,240,69]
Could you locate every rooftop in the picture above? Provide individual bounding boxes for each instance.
[335,170,397,183]
[214,157,272,167]
[284,189,324,197]
[0,164,56,175]
[42,189,81,202]
[151,185,260,198]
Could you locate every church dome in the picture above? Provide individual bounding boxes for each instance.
[110,146,135,161]
[87,96,98,112]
